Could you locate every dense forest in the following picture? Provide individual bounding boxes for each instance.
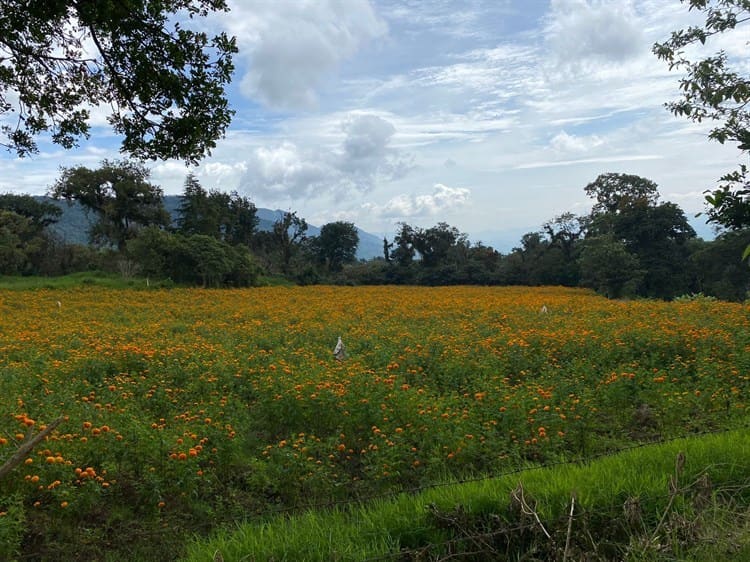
[2,161,748,301]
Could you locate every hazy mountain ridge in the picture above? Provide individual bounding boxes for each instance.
[38,196,384,260]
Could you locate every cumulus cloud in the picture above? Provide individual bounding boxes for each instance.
[363,183,471,219]
[544,0,644,68]
[150,161,192,190]
[550,130,604,152]
[337,114,413,189]
[226,0,387,109]
[239,113,412,201]
[242,141,331,198]
[198,162,249,189]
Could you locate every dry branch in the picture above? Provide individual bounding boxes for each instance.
[0,416,65,480]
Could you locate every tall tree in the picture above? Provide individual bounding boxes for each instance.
[177,174,257,245]
[583,173,697,298]
[653,0,750,231]
[585,173,660,216]
[391,223,416,267]
[272,211,307,274]
[412,222,467,267]
[0,0,236,162]
[50,159,170,250]
[313,221,359,272]
[177,173,218,237]
[224,192,258,247]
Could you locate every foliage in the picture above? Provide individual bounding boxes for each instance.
[268,211,308,274]
[505,231,580,287]
[180,234,233,287]
[391,222,417,267]
[584,173,698,299]
[0,211,41,275]
[689,229,750,300]
[0,194,68,276]
[176,173,258,246]
[0,0,237,162]
[585,173,660,215]
[50,159,170,250]
[0,194,62,231]
[578,235,643,298]
[125,225,173,279]
[0,285,748,558]
[542,212,588,260]
[310,221,359,272]
[412,222,468,267]
[653,0,750,231]
[127,227,260,287]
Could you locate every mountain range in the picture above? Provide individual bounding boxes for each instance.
[40,196,385,260]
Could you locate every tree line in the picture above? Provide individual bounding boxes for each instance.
[1,161,748,300]
[347,172,749,301]
[0,160,360,287]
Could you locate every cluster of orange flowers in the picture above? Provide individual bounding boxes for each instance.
[0,285,747,516]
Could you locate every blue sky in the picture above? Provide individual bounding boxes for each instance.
[2,0,748,249]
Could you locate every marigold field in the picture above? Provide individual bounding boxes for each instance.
[0,285,748,560]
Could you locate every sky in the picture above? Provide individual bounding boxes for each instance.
[2,0,749,250]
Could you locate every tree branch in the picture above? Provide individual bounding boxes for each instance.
[0,416,66,481]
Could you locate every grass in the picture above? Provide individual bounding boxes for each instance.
[0,271,288,290]
[183,429,750,561]
[0,271,173,290]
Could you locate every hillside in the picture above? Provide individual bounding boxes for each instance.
[39,195,384,260]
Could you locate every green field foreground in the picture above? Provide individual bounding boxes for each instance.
[184,429,750,561]
[1,285,748,559]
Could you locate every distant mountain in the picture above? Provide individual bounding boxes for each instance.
[253,207,384,261]
[39,196,384,260]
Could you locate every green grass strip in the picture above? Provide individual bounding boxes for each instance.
[183,430,750,561]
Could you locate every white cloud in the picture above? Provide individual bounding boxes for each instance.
[516,154,662,170]
[242,141,331,199]
[198,162,249,189]
[226,0,387,109]
[363,183,471,219]
[150,161,192,189]
[550,130,605,152]
[544,0,645,69]
[239,113,412,202]
[338,113,413,188]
